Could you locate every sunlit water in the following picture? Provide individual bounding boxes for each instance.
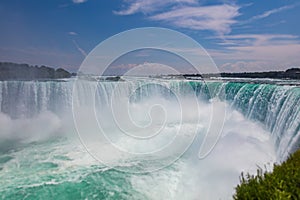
[0,78,299,199]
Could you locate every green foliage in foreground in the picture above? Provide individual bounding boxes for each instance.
[233,149,300,200]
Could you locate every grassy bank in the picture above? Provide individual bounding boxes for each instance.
[234,149,300,199]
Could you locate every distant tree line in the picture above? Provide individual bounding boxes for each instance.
[184,68,300,80]
[0,62,74,80]
[1,62,300,80]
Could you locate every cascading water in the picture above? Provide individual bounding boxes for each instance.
[187,81,300,159]
[0,78,299,199]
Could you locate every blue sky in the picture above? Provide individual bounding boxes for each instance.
[0,0,300,72]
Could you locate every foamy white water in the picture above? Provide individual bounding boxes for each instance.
[0,78,299,199]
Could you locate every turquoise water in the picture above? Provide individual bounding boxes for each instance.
[0,79,299,199]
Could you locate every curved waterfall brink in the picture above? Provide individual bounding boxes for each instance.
[0,78,299,199]
[185,81,300,160]
[0,79,299,160]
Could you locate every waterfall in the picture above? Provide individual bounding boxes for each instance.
[0,79,299,160]
[182,81,300,159]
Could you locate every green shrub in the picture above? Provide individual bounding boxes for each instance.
[233,149,300,200]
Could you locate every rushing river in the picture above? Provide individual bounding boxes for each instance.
[0,78,299,199]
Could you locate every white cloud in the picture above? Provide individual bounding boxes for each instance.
[115,0,240,35]
[252,5,295,20]
[108,61,199,75]
[68,32,78,36]
[225,44,300,62]
[124,62,180,75]
[150,4,240,35]
[209,34,300,72]
[72,0,87,4]
[114,0,197,15]
[218,34,298,46]
[243,4,298,23]
[220,61,272,72]
[114,1,300,71]
[72,40,87,57]
[219,59,300,73]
